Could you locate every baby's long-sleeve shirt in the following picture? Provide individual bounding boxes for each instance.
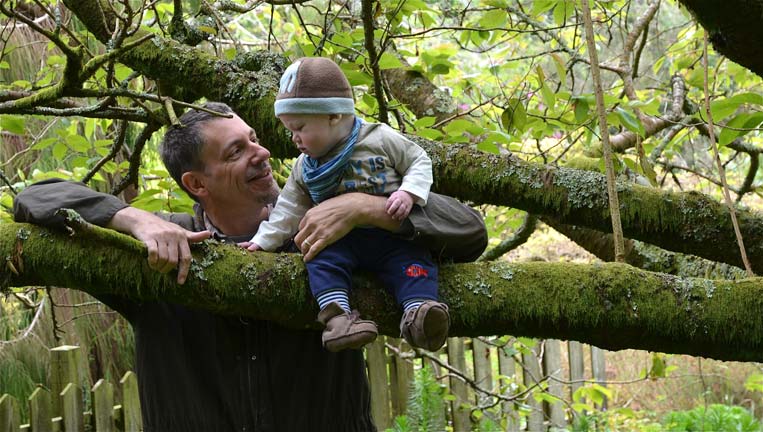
[252,121,432,251]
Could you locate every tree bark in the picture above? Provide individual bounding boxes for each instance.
[3,221,763,363]
[679,0,763,78]
[544,219,747,280]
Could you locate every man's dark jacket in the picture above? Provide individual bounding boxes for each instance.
[13,179,487,432]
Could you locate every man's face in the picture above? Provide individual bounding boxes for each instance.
[279,113,339,159]
[197,115,279,208]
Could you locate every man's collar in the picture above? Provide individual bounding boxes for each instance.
[193,202,273,243]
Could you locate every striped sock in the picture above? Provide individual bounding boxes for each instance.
[403,299,424,313]
[316,289,351,312]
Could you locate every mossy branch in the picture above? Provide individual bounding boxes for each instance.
[3,222,763,363]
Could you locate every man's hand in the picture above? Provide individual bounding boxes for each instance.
[295,193,402,262]
[386,190,415,221]
[109,207,211,284]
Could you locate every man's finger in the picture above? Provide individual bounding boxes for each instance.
[177,240,192,285]
[159,242,177,273]
[303,238,325,262]
[146,239,160,269]
[188,230,211,243]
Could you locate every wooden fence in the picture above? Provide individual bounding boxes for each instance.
[1,339,605,431]
[0,346,141,432]
[366,337,608,431]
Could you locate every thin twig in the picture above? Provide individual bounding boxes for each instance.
[581,0,625,262]
[0,297,46,346]
[702,31,754,276]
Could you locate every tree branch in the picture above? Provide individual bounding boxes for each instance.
[3,221,763,363]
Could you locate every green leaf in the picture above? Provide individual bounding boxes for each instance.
[531,0,556,16]
[622,156,638,173]
[0,115,25,135]
[377,52,403,70]
[479,10,506,28]
[331,32,353,48]
[114,64,133,83]
[31,137,58,150]
[536,66,555,109]
[574,99,589,124]
[551,53,566,87]
[552,1,570,25]
[414,117,436,128]
[477,140,500,154]
[615,107,644,135]
[745,373,763,393]
[443,119,470,136]
[430,62,450,75]
[649,353,667,379]
[52,142,67,161]
[416,128,443,140]
[85,118,96,140]
[710,92,763,122]
[501,98,526,133]
[66,135,92,153]
[0,60,10,69]
[718,112,763,146]
[198,25,217,35]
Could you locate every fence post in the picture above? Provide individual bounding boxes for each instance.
[120,371,142,432]
[568,341,585,398]
[28,387,52,432]
[366,337,392,430]
[498,339,519,431]
[472,337,493,424]
[591,346,608,409]
[60,383,83,432]
[447,337,471,432]
[389,339,413,418]
[523,340,544,431]
[0,394,20,432]
[49,345,81,419]
[543,339,567,429]
[92,379,114,432]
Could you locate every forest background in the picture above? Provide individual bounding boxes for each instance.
[3,0,763,430]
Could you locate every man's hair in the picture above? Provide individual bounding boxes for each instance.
[160,102,234,201]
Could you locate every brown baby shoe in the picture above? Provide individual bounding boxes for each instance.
[317,302,378,352]
[400,300,450,351]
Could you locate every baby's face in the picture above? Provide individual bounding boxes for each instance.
[279,114,339,159]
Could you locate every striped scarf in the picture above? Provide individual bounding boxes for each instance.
[302,116,362,203]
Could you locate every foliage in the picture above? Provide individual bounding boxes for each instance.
[388,363,446,432]
[571,408,663,432]
[662,404,760,432]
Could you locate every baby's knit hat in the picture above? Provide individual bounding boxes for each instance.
[274,57,355,117]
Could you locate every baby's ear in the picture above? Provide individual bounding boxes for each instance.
[328,114,343,125]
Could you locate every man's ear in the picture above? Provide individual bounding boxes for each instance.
[181,171,207,198]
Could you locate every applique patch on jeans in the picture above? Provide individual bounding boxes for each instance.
[405,264,429,278]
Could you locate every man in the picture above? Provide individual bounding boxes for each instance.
[14,102,487,431]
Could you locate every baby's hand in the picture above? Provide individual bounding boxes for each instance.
[237,241,262,252]
[386,190,414,221]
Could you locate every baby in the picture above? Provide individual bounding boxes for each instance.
[247,57,449,352]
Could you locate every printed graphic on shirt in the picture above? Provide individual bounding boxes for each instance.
[339,156,395,195]
[405,264,429,278]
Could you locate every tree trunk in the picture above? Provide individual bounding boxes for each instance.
[3,222,763,363]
